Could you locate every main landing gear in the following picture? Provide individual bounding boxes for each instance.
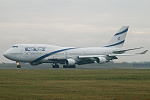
[52,63,59,68]
[16,62,21,68]
[52,63,76,68]
[63,65,76,68]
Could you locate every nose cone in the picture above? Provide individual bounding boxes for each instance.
[3,51,10,59]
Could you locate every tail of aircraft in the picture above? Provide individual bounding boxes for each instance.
[105,26,129,48]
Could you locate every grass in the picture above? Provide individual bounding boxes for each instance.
[0,69,150,100]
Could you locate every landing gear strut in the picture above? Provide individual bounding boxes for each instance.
[16,62,21,68]
[52,63,59,68]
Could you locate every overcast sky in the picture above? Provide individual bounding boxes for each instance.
[0,0,150,63]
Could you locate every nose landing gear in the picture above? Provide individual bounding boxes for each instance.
[16,62,21,68]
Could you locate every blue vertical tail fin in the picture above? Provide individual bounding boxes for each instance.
[105,26,129,48]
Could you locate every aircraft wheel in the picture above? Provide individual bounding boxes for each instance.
[52,65,59,68]
[63,65,76,68]
[17,65,21,68]
[71,65,76,68]
[69,65,76,68]
[63,65,68,68]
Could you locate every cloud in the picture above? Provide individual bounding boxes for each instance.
[0,0,150,63]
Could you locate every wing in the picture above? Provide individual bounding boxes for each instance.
[78,55,105,58]
[46,50,148,65]
[78,50,148,64]
[79,50,148,58]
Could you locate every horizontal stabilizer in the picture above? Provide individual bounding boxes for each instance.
[113,47,143,54]
[109,50,148,56]
[136,50,148,54]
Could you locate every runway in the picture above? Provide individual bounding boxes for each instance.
[0,63,150,69]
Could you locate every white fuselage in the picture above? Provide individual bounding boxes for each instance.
[3,44,119,63]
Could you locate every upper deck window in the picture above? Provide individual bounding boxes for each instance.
[12,46,18,48]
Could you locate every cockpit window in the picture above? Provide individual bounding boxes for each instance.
[12,46,18,48]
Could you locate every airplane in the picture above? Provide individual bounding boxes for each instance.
[3,26,148,68]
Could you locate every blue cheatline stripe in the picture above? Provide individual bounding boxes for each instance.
[31,48,77,63]
[105,40,125,47]
[114,28,128,36]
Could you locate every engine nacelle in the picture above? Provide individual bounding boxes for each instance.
[65,59,76,66]
[96,57,107,64]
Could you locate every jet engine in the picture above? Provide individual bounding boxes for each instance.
[65,59,76,66]
[96,57,107,64]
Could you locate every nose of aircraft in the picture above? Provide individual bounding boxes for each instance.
[3,51,9,58]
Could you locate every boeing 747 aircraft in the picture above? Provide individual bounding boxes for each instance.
[3,26,148,68]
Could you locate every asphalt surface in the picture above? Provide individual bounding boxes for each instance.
[0,63,150,69]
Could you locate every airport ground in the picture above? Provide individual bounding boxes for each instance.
[0,64,150,100]
[0,62,150,69]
